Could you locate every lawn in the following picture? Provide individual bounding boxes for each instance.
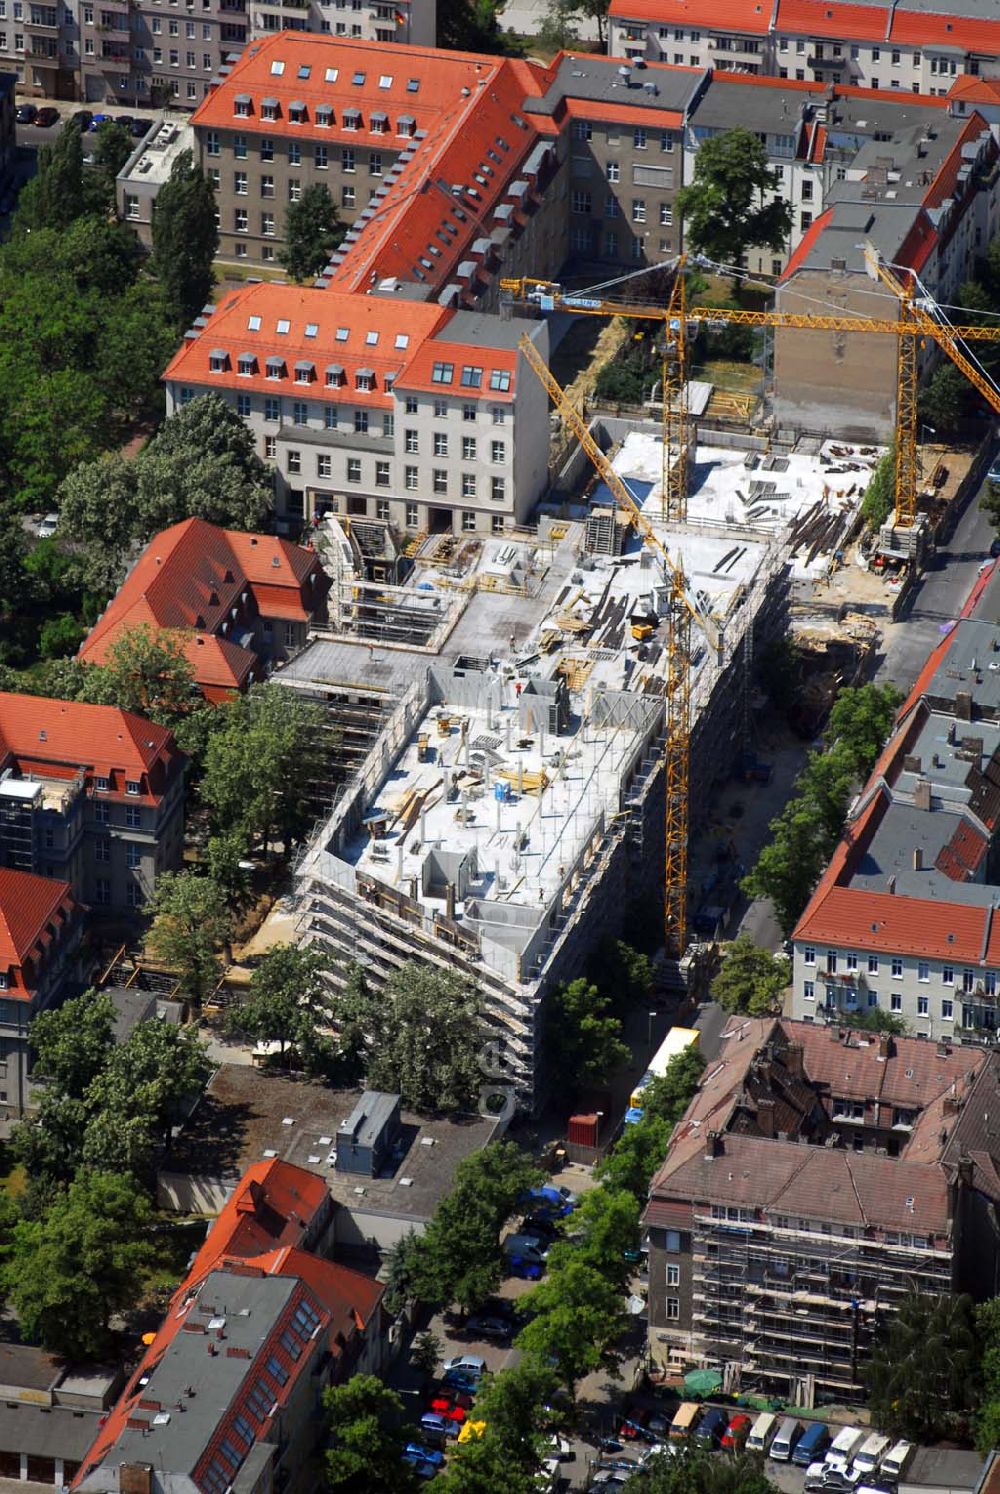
[690,357,761,396]
[140,1219,209,1302]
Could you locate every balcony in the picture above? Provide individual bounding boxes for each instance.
[26,12,59,29]
[807,52,847,70]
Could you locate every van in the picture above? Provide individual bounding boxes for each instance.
[880,1441,914,1481]
[769,1417,803,1461]
[793,1422,832,1467]
[501,1233,548,1265]
[669,1402,701,1441]
[746,1413,777,1454]
[693,1407,728,1448]
[849,1433,891,1483]
[825,1426,865,1471]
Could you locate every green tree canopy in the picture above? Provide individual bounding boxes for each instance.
[596,1047,704,1200]
[861,448,896,531]
[151,149,219,329]
[676,128,792,279]
[711,937,789,1016]
[81,625,195,725]
[867,1290,980,1442]
[918,363,970,438]
[545,977,629,1093]
[4,1171,153,1359]
[626,1447,779,1493]
[226,944,332,1067]
[145,870,232,1004]
[515,1257,626,1396]
[547,1184,639,1291]
[358,964,483,1114]
[280,183,345,282]
[30,987,114,1100]
[323,1374,417,1493]
[14,121,85,231]
[826,682,902,779]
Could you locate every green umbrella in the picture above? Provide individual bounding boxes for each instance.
[684,1369,723,1396]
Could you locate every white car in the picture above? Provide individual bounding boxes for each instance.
[442,1353,486,1378]
[36,514,59,539]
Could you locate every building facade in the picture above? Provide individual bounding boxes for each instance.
[645,1014,1000,1402]
[0,867,84,1132]
[0,693,184,917]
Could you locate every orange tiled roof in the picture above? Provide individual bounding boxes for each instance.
[890,7,1000,53]
[395,339,518,401]
[776,0,890,42]
[949,76,1000,105]
[0,693,175,780]
[608,0,774,30]
[0,869,77,999]
[562,97,686,128]
[164,282,449,407]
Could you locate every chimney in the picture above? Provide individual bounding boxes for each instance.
[784,1043,804,1077]
[943,1093,962,1116]
[913,847,923,871]
[120,1467,154,1494]
[878,1031,894,1060]
[887,875,896,895]
[704,1130,723,1160]
[756,1098,775,1138]
[445,882,456,920]
[957,1153,974,1187]
[956,691,973,722]
[914,779,932,811]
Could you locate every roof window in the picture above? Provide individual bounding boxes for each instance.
[304,323,319,338]
[270,59,285,74]
[489,368,511,391]
[356,369,375,390]
[276,319,290,335]
[406,77,419,92]
[234,94,251,117]
[365,330,379,345]
[352,70,366,84]
[431,361,454,385]
[395,333,409,349]
[325,66,338,82]
[379,73,393,88]
[315,103,332,124]
[336,327,349,342]
[261,99,279,121]
[461,365,483,388]
[294,360,315,382]
[297,63,311,78]
[248,314,261,331]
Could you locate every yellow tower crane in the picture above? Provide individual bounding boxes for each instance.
[502,260,1000,529]
[517,332,723,958]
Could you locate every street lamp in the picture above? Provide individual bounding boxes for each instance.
[648,1011,657,1047]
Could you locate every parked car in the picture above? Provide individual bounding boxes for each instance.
[87,112,110,130]
[35,106,59,127]
[427,1398,466,1424]
[722,1414,753,1451]
[403,1443,444,1478]
[804,1461,832,1493]
[114,114,134,130]
[617,1417,658,1445]
[820,1472,855,1494]
[880,1442,914,1482]
[69,109,93,130]
[36,514,59,539]
[693,1408,728,1448]
[442,1354,486,1378]
[129,117,151,138]
[430,1388,475,1413]
[522,1213,561,1240]
[15,103,38,124]
[546,1433,572,1460]
[420,1412,459,1445]
[506,1255,543,1280]
[502,1233,549,1265]
[520,1185,577,1217]
[442,1368,481,1394]
[466,1313,514,1341]
[793,1423,832,1467]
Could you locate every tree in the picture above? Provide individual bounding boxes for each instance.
[323,1374,418,1493]
[437,0,518,54]
[14,122,84,231]
[226,944,332,1066]
[919,363,968,437]
[711,937,789,1016]
[85,1018,209,1155]
[4,1171,153,1359]
[30,987,114,1100]
[826,683,902,779]
[840,1007,908,1035]
[410,1330,441,1381]
[867,1290,980,1442]
[92,120,133,180]
[141,392,273,530]
[145,871,232,1004]
[545,978,629,1094]
[862,448,895,531]
[364,964,483,1113]
[82,625,195,724]
[596,1049,704,1201]
[281,183,345,282]
[632,1448,779,1494]
[94,283,174,424]
[515,1258,627,1396]
[977,1297,1000,1452]
[57,453,138,596]
[151,149,219,329]
[741,794,831,937]
[433,1435,544,1494]
[676,129,792,282]
[547,1184,639,1291]
[470,1360,560,1468]
[588,939,653,1006]
[535,0,579,49]
[200,685,328,857]
[39,614,85,660]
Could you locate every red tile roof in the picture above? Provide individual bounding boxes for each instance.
[796,885,988,961]
[0,693,176,783]
[562,97,686,128]
[780,206,832,279]
[78,518,326,699]
[0,869,78,1000]
[949,76,1000,106]
[890,8,1000,54]
[776,0,890,42]
[609,0,774,31]
[186,1159,331,1283]
[164,282,449,408]
[396,340,518,401]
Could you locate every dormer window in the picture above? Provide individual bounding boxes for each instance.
[289,100,307,124]
[315,104,333,127]
[260,97,279,121]
[94,775,109,792]
[370,111,388,134]
[266,356,285,379]
[397,114,416,137]
[125,779,140,796]
[209,348,229,373]
[355,369,375,391]
[0,972,7,991]
[343,108,361,131]
[325,364,345,386]
[234,93,251,117]
[431,361,454,385]
[237,353,257,376]
[294,361,315,384]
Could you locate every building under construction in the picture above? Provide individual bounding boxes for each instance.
[275,417,827,1106]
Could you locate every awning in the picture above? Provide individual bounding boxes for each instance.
[294,360,315,374]
[397,113,415,127]
[234,92,251,104]
[370,110,387,123]
[325,363,344,376]
[356,366,375,378]
[266,356,284,370]
[261,95,279,108]
[210,347,228,359]
[289,98,306,111]
[684,1369,723,1396]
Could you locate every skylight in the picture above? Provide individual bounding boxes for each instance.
[325,67,338,82]
[276,319,290,334]
[352,70,366,85]
[298,63,311,78]
[336,327,349,342]
[394,333,409,349]
[379,74,393,88]
[304,323,319,338]
[270,60,285,75]
[407,78,419,92]
[366,330,379,345]
[248,315,261,330]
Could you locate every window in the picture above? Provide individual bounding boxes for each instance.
[918,994,929,1016]
[405,396,418,415]
[868,954,879,975]
[433,433,448,457]
[572,120,591,141]
[433,470,447,494]
[462,437,477,460]
[375,461,390,487]
[943,965,955,985]
[405,467,418,491]
[890,992,902,1013]
[261,174,274,197]
[891,956,903,979]
[95,838,110,863]
[605,196,620,219]
[342,185,355,209]
[987,972,997,997]
[126,843,141,869]
[666,1264,680,1286]
[354,410,369,433]
[341,146,355,172]
[317,454,332,479]
[288,180,301,202]
[462,403,476,422]
[237,394,251,417]
[234,133,247,160]
[490,441,505,463]
[405,430,418,454]
[632,199,646,223]
[661,130,674,152]
[125,779,140,797]
[489,370,511,393]
[460,365,483,389]
[206,128,219,156]
[261,212,275,237]
[633,126,646,149]
[431,362,454,385]
[607,161,620,183]
[287,450,301,475]
[845,952,857,972]
[462,510,476,532]
[376,497,390,520]
[462,473,476,498]
[383,414,394,438]
[666,1298,680,1321]
[803,946,815,966]
[125,805,141,829]
[491,476,506,503]
[314,144,328,169]
[347,457,361,482]
[95,877,110,906]
[94,802,109,826]
[265,397,280,421]
[571,189,592,215]
[918,961,929,982]
[292,401,308,425]
[659,204,672,227]
[370,152,383,176]
[803,980,815,1001]
[288,141,301,166]
[433,398,447,418]
[942,999,954,1020]
[265,436,276,459]
[234,208,248,233]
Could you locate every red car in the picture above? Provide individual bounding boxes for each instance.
[428,1397,467,1423]
[721,1414,753,1451]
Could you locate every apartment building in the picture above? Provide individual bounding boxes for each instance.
[248,0,434,48]
[774,104,999,437]
[3,0,247,107]
[163,283,552,533]
[0,693,184,917]
[609,0,1000,98]
[791,562,1000,1037]
[645,1014,1000,1401]
[75,1158,387,1494]
[78,516,329,695]
[0,867,84,1132]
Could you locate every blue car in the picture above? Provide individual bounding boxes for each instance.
[507,1255,543,1280]
[443,1369,480,1393]
[420,1412,459,1443]
[519,1185,577,1217]
[404,1442,444,1471]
